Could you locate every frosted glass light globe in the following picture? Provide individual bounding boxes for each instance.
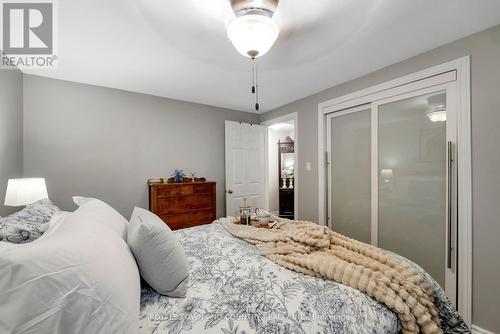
[227,14,280,58]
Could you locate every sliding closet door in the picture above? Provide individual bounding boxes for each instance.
[374,85,457,304]
[327,106,371,244]
[325,81,458,304]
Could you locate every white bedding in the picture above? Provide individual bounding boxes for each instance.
[0,202,140,334]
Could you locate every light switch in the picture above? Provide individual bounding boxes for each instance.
[306,162,312,172]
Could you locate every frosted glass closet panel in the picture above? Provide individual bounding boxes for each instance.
[378,92,446,287]
[330,109,371,243]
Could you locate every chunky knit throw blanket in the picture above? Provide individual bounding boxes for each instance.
[220,218,442,334]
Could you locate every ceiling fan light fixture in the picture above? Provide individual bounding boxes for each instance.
[227,14,280,58]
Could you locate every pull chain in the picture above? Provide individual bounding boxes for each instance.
[251,58,256,94]
[254,57,260,111]
[250,56,260,111]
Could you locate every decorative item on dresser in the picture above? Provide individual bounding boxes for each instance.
[148,180,216,230]
[278,136,294,219]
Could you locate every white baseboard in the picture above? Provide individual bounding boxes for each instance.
[472,324,496,334]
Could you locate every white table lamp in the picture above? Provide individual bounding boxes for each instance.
[4,178,48,207]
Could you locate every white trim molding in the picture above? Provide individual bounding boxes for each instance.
[317,56,472,325]
[472,325,497,334]
[262,112,299,220]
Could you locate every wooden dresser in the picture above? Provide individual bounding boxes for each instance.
[148,181,216,230]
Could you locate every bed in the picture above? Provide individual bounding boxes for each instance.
[0,199,469,334]
[140,222,469,334]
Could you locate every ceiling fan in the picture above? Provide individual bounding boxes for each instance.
[226,0,281,111]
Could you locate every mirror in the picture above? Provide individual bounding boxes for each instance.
[278,136,294,219]
[281,153,294,178]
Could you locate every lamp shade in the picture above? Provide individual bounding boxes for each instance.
[4,178,48,206]
[227,14,280,58]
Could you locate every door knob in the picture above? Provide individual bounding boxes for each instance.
[227,189,233,194]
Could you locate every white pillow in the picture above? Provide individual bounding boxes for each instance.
[73,196,128,240]
[128,207,189,297]
[0,204,140,334]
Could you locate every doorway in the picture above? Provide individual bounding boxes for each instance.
[263,113,298,220]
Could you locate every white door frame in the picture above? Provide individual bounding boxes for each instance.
[317,56,472,325]
[262,112,299,220]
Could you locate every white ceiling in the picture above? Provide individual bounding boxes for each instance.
[23,0,500,113]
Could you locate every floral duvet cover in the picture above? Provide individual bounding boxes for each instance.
[140,222,469,334]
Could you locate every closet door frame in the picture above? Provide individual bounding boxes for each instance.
[318,56,471,324]
[326,83,458,303]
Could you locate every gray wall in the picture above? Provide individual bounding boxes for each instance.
[0,69,23,217]
[23,75,259,219]
[261,24,500,332]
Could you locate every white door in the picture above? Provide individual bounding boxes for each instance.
[225,121,266,216]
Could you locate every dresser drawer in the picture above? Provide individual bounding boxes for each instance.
[192,183,215,194]
[157,194,214,214]
[161,209,215,230]
[157,185,194,197]
[157,183,214,197]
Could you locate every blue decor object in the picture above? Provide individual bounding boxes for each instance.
[172,169,185,183]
